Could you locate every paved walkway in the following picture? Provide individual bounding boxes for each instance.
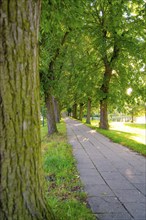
[65,118,146,220]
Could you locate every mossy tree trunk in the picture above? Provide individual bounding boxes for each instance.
[0,1,55,219]
[86,98,91,124]
[79,103,84,121]
[41,32,70,134]
[99,39,119,129]
[99,65,112,129]
[45,93,58,135]
[99,99,109,129]
[45,61,58,135]
[53,97,60,123]
[72,103,77,119]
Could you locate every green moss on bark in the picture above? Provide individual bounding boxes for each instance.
[0,0,55,219]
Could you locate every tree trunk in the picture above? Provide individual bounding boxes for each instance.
[86,98,91,124]
[99,64,112,129]
[0,1,55,219]
[41,106,45,127]
[99,99,109,129]
[131,110,134,123]
[45,93,58,135]
[72,103,77,119]
[67,107,72,117]
[79,103,84,121]
[53,97,60,123]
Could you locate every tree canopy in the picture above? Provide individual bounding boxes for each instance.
[40,0,146,130]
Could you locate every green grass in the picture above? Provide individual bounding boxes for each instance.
[95,128,146,156]
[124,123,146,130]
[41,120,95,220]
[83,119,146,156]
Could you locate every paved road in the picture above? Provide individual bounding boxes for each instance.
[65,118,146,220]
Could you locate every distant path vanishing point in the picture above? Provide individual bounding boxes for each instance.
[65,118,146,220]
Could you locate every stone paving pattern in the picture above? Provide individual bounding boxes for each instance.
[65,118,146,220]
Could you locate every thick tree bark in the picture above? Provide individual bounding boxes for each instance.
[99,100,109,129]
[99,63,112,129]
[53,97,60,123]
[79,103,84,121]
[86,98,91,124]
[45,94,58,135]
[0,1,55,219]
[44,60,58,135]
[72,103,77,119]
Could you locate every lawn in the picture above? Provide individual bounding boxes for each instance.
[41,120,95,220]
[110,122,145,145]
[84,119,146,156]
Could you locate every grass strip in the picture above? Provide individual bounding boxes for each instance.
[84,121,146,157]
[124,123,146,130]
[41,120,96,220]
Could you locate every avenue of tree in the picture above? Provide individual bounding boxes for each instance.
[0,0,145,219]
[40,0,145,133]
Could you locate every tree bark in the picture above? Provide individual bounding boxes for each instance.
[0,1,55,219]
[53,97,60,123]
[72,103,77,119]
[41,31,70,131]
[131,110,134,123]
[99,99,109,129]
[79,103,84,121]
[99,63,112,129]
[86,98,91,124]
[99,22,119,129]
[45,94,58,135]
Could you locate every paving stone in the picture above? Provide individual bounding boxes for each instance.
[133,183,146,195]
[114,189,145,203]
[105,180,135,190]
[100,171,127,181]
[65,118,146,220]
[76,157,93,164]
[80,175,105,185]
[79,168,99,177]
[77,163,95,169]
[73,152,87,158]
[134,218,146,220]
[95,164,117,172]
[87,196,128,213]
[96,212,133,220]
[124,202,146,219]
[84,184,115,197]
[120,167,144,176]
[125,174,146,184]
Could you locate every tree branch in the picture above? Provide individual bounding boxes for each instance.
[53,31,70,62]
[48,30,70,80]
[110,41,120,65]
